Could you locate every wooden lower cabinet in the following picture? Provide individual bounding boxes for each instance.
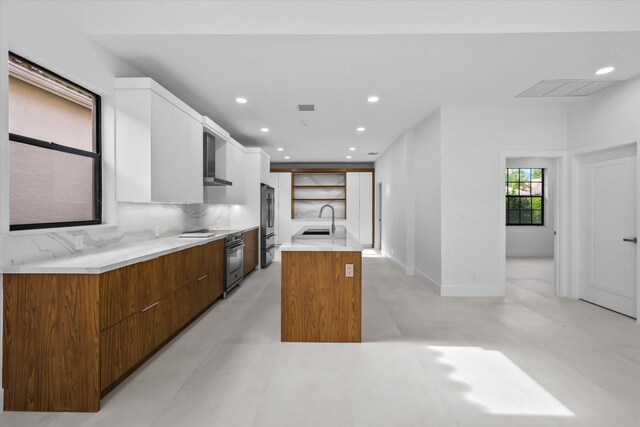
[4,238,226,412]
[243,228,259,276]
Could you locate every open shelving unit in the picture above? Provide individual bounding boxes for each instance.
[291,172,347,219]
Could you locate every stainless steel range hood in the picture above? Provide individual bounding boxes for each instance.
[203,130,232,187]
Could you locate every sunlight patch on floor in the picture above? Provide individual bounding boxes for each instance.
[362,248,382,258]
[430,346,574,417]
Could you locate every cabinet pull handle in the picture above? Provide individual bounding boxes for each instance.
[198,275,208,281]
[141,301,160,312]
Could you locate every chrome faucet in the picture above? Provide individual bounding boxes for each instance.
[319,204,336,235]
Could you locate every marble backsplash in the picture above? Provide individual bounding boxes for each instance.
[2,202,231,267]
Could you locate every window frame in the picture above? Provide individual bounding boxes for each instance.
[506,168,544,227]
[8,52,102,231]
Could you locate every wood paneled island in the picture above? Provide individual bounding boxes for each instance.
[280,226,362,343]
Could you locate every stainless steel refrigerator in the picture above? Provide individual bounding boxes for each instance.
[260,184,276,267]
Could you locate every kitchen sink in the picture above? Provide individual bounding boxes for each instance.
[302,229,331,236]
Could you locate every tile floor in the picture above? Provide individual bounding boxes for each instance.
[2,254,640,426]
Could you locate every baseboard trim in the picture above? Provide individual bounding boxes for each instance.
[380,252,419,277]
[440,285,504,297]
[381,251,408,272]
[506,250,553,258]
[415,268,441,292]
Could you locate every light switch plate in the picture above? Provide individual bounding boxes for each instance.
[345,264,354,278]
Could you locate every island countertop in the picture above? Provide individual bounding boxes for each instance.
[280,226,362,252]
[3,226,258,275]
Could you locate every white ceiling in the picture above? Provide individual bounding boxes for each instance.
[92,32,640,162]
[84,1,640,162]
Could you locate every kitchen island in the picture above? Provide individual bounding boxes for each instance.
[280,226,362,343]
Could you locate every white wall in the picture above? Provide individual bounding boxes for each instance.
[506,158,556,257]
[377,104,569,295]
[413,110,442,287]
[568,77,640,150]
[375,110,442,281]
[440,105,568,296]
[375,132,410,268]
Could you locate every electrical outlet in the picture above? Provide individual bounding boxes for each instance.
[74,235,84,251]
[154,225,160,238]
[471,272,477,281]
[345,264,354,278]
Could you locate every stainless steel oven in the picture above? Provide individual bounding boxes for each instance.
[224,232,244,298]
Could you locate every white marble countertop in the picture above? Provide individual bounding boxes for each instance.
[3,226,259,275]
[280,226,362,252]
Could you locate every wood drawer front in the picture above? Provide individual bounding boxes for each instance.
[183,244,209,284]
[100,308,145,391]
[100,261,150,331]
[243,248,258,276]
[100,293,175,391]
[209,268,225,301]
[244,229,258,252]
[204,239,225,276]
[100,250,186,331]
[175,277,210,329]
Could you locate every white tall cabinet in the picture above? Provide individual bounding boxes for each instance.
[277,173,292,244]
[358,172,373,246]
[270,171,373,246]
[115,78,203,204]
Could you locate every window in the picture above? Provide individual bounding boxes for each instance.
[291,172,346,219]
[8,53,101,231]
[506,168,544,226]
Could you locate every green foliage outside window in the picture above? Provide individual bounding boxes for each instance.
[506,168,543,225]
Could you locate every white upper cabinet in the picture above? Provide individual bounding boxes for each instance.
[115,78,203,204]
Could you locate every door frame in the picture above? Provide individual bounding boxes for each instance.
[499,151,569,297]
[571,142,639,321]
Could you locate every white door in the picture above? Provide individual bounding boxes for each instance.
[581,155,637,318]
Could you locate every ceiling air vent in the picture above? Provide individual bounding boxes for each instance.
[368,152,379,156]
[517,80,620,98]
[297,104,315,112]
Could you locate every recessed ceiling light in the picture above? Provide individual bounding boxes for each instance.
[346,155,352,159]
[356,127,365,132]
[261,127,269,132]
[284,156,290,159]
[367,95,379,103]
[595,66,615,75]
[349,147,356,151]
[277,147,284,151]
[235,97,247,104]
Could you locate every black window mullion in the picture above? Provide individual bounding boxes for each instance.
[9,133,99,159]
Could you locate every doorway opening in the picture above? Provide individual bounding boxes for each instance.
[504,157,559,298]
